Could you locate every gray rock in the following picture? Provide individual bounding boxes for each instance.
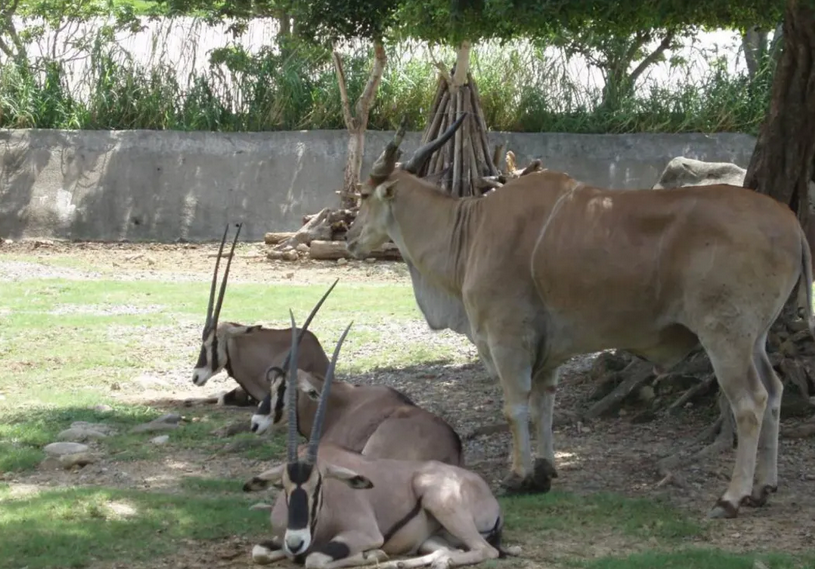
[57,427,109,442]
[43,442,90,456]
[150,435,169,445]
[154,413,182,424]
[92,404,113,413]
[59,452,97,469]
[131,422,179,434]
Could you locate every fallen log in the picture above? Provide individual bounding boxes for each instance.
[309,240,402,261]
[264,232,296,245]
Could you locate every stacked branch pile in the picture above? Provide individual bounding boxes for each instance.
[264,67,541,262]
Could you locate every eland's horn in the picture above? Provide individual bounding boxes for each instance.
[370,116,409,182]
[279,278,338,374]
[286,309,299,463]
[402,112,467,175]
[211,222,243,327]
[306,321,354,464]
[205,224,231,330]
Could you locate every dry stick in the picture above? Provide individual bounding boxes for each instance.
[459,87,472,197]
[421,75,446,146]
[468,71,499,176]
[429,97,449,178]
[468,87,490,177]
[452,86,463,197]
[666,373,716,416]
[583,360,654,420]
[442,86,455,192]
[464,92,479,196]
[423,90,449,178]
[492,142,506,175]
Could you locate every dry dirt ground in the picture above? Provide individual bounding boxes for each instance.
[3,239,815,568]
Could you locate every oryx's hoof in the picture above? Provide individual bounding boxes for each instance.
[744,485,777,508]
[252,543,276,564]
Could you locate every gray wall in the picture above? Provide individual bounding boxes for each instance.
[0,128,757,242]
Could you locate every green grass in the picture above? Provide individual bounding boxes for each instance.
[580,549,815,569]
[1,266,813,568]
[0,484,267,569]
[501,491,702,542]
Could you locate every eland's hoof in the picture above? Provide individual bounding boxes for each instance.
[745,485,777,508]
[500,464,554,495]
[707,498,740,519]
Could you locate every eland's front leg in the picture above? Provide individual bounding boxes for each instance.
[482,341,542,493]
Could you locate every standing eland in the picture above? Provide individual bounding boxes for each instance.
[343,114,814,519]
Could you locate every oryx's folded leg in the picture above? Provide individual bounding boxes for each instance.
[703,333,767,519]
[303,531,386,569]
[746,336,783,507]
[252,540,287,565]
[529,366,561,486]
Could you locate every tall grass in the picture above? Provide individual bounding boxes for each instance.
[0,19,773,134]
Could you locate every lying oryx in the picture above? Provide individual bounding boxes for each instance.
[191,223,333,406]
[344,113,814,519]
[251,366,463,466]
[244,314,510,569]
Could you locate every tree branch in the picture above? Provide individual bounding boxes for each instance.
[354,39,387,127]
[332,49,356,131]
[629,29,676,86]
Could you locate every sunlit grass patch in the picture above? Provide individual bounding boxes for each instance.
[0,485,267,569]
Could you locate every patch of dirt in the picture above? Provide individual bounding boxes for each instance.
[3,241,815,567]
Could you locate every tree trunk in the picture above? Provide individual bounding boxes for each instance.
[744,0,815,232]
[334,40,387,209]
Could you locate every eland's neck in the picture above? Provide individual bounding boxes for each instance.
[389,177,478,295]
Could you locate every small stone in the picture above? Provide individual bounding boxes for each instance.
[131,422,179,434]
[753,561,769,569]
[132,375,169,389]
[638,385,655,403]
[285,272,294,279]
[295,243,310,253]
[155,413,182,425]
[283,250,299,262]
[580,426,591,433]
[57,427,109,442]
[618,408,628,417]
[337,258,348,266]
[110,382,121,391]
[44,442,90,456]
[151,435,170,445]
[59,452,97,469]
[364,257,376,263]
[93,404,113,413]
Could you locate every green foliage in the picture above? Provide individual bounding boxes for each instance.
[0,31,775,134]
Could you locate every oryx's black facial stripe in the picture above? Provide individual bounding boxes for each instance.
[273,379,286,423]
[195,345,208,368]
[288,488,310,530]
[315,541,350,561]
[258,394,272,416]
[211,335,220,370]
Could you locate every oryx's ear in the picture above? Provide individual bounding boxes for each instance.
[375,179,398,201]
[243,463,285,492]
[297,372,321,401]
[324,464,374,489]
[225,324,262,337]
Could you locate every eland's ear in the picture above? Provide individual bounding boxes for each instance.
[296,372,321,401]
[375,179,398,201]
[243,463,285,492]
[324,464,374,489]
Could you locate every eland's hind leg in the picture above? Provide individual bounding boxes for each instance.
[746,334,783,507]
[528,367,561,484]
[703,334,768,519]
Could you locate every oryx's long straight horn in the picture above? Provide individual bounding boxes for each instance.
[205,224,231,332]
[287,309,299,463]
[402,112,467,175]
[211,222,243,327]
[279,278,338,374]
[306,321,354,464]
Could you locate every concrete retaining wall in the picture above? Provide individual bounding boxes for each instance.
[0,128,757,242]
